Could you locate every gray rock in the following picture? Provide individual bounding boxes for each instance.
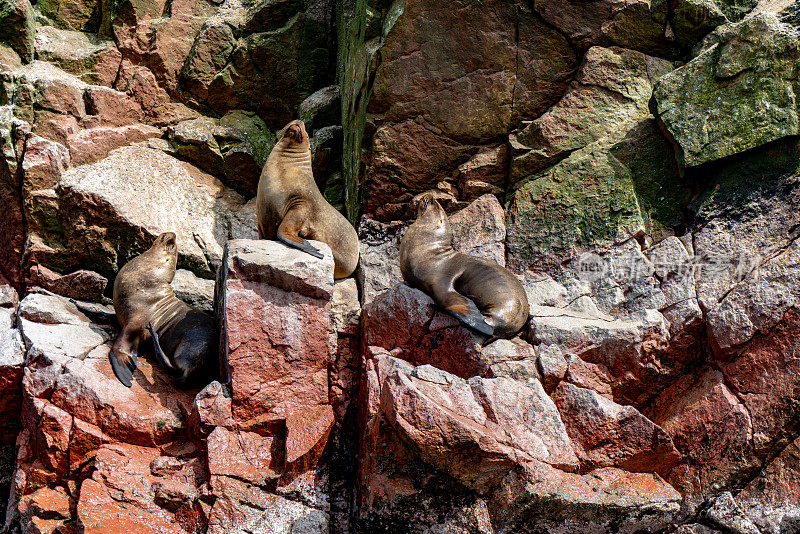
[171,269,215,313]
[57,145,256,278]
[652,14,800,167]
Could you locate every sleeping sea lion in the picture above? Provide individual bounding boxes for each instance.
[256,119,359,279]
[110,232,217,388]
[400,194,530,339]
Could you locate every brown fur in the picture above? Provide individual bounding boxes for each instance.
[256,120,359,279]
[400,194,530,339]
[111,233,216,387]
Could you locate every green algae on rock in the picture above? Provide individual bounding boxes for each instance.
[652,13,800,168]
[507,119,689,270]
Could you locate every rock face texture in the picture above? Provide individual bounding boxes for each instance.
[4,243,342,534]
[3,0,800,532]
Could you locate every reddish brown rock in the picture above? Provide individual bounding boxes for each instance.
[285,405,335,471]
[448,193,506,267]
[648,368,755,498]
[26,265,108,302]
[552,382,680,475]
[66,123,162,166]
[206,427,282,486]
[377,355,578,491]
[217,239,335,421]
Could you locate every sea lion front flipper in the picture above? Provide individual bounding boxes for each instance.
[110,327,139,388]
[435,289,494,337]
[147,322,175,371]
[276,218,324,259]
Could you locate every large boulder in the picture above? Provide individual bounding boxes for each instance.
[216,238,336,422]
[0,0,35,62]
[510,46,674,181]
[652,14,800,167]
[507,118,690,271]
[33,26,121,86]
[362,0,576,221]
[43,145,256,279]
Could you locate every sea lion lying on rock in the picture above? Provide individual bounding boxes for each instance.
[400,194,530,340]
[110,232,217,388]
[256,119,359,279]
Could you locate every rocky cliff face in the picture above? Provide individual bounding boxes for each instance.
[2,0,800,532]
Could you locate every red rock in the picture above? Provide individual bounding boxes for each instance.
[23,342,197,446]
[448,193,506,267]
[19,486,72,520]
[68,418,111,475]
[647,368,754,497]
[189,380,233,437]
[26,265,108,302]
[379,356,578,491]
[739,435,800,507]
[77,478,181,534]
[22,134,70,192]
[492,463,681,531]
[206,427,282,485]
[81,86,144,127]
[66,123,162,166]
[31,399,73,475]
[552,382,680,475]
[285,404,335,470]
[0,328,24,444]
[217,239,335,421]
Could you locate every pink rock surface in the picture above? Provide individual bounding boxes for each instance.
[217,239,335,421]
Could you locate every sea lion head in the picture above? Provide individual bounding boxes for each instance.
[147,232,178,278]
[278,119,309,148]
[413,193,451,241]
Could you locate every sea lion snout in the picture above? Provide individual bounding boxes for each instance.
[155,232,177,254]
[415,193,447,226]
[281,120,307,143]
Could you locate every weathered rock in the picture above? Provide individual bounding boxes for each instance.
[66,123,162,167]
[552,382,680,475]
[648,368,754,497]
[34,26,121,86]
[0,0,35,62]
[0,323,24,445]
[507,118,689,270]
[54,145,256,278]
[26,265,108,302]
[362,0,576,221]
[511,46,674,180]
[171,269,214,313]
[653,14,800,167]
[203,12,333,128]
[167,110,273,196]
[491,464,682,533]
[448,193,506,267]
[532,0,672,54]
[216,238,335,427]
[357,217,406,307]
[299,85,340,132]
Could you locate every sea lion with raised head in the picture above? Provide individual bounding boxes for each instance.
[400,194,530,340]
[256,119,359,279]
[110,232,217,388]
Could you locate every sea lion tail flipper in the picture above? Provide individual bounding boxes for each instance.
[147,322,175,371]
[438,293,494,337]
[276,228,324,259]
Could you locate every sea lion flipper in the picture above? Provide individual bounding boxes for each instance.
[435,290,494,337]
[276,229,324,259]
[459,297,495,337]
[110,329,139,388]
[147,322,175,371]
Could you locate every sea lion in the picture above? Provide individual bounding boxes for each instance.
[110,232,217,388]
[256,119,359,279]
[400,194,530,339]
